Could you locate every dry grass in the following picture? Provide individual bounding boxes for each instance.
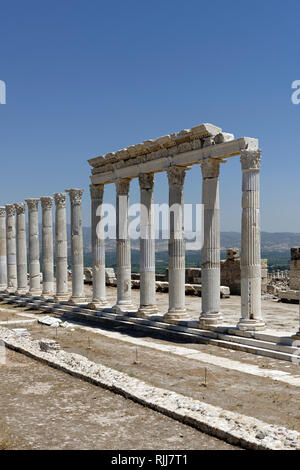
[0,422,16,450]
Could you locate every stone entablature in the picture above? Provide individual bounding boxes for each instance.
[89,123,258,185]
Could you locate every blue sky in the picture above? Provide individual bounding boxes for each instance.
[0,0,299,231]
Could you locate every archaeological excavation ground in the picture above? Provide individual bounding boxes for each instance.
[0,123,300,452]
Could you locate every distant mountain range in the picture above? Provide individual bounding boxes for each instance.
[81,229,300,253]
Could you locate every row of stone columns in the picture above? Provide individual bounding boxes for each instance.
[89,149,264,330]
[0,149,264,331]
[0,190,85,304]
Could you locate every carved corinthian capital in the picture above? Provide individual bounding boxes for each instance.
[0,207,5,217]
[139,173,154,190]
[201,158,220,179]
[40,196,53,210]
[5,204,16,216]
[240,150,261,171]
[14,203,26,215]
[25,198,39,211]
[167,166,186,188]
[66,188,84,205]
[115,178,131,195]
[54,193,67,208]
[90,184,104,201]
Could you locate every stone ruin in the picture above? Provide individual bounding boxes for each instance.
[221,248,268,295]
[276,247,300,303]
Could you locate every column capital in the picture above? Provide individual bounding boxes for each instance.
[167,166,186,188]
[14,203,26,215]
[66,188,84,205]
[201,158,220,178]
[240,149,261,171]
[5,204,15,216]
[40,196,53,209]
[25,198,39,211]
[54,193,67,208]
[90,184,104,200]
[0,207,6,217]
[139,173,154,190]
[115,178,131,195]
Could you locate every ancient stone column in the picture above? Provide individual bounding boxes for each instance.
[237,150,265,331]
[88,184,107,309]
[112,178,136,313]
[66,189,86,304]
[25,199,41,295]
[40,197,54,296]
[54,193,69,301]
[164,166,186,321]
[5,205,17,292]
[199,159,223,327]
[137,173,158,317]
[0,207,7,290]
[14,203,28,294]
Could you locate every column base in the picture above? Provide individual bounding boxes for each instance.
[0,285,7,292]
[199,312,223,329]
[5,287,17,294]
[112,303,137,314]
[15,288,29,296]
[68,296,87,306]
[291,331,300,340]
[87,299,107,310]
[164,308,186,322]
[237,318,265,331]
[54,293,70,303]
[135,305,159,317]
[29,289,42,296]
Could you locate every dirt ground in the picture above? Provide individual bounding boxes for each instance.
[1,288,300,450]
[0,349,237,450]
[1,295,300,433]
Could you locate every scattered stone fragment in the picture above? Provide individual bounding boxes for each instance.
[39,338,60,352]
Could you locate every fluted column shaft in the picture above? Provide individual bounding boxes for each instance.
[199,159,223,327]
[138,173,158,316]
[237,150,265,331]
[164,166,186,321]
[88,184,106,308]
[0,207,7,290]
[5,205,17,291]
[40,197,54,296]
[113,178,136,313]
[66,189,85,304]
[15,203,28,293]
[25,199,41,294]
[54,193,69,301]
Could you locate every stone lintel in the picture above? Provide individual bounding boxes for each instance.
[90,137,258,185]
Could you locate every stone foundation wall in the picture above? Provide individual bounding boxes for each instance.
[221,248,267,295]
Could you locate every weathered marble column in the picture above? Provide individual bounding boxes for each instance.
[237,150,265,331]
[5,205,17,292]
[25,199,41,295]
[137,173,158,317]
[40,197,54,296]
[14,203,28,294]
[0,207,7,290]
[164,166,187,321]
[54,193,69,301]
[112,178,136,313]
[88,184,107,309]
[199,159,223,327]
[66,189,86,304]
